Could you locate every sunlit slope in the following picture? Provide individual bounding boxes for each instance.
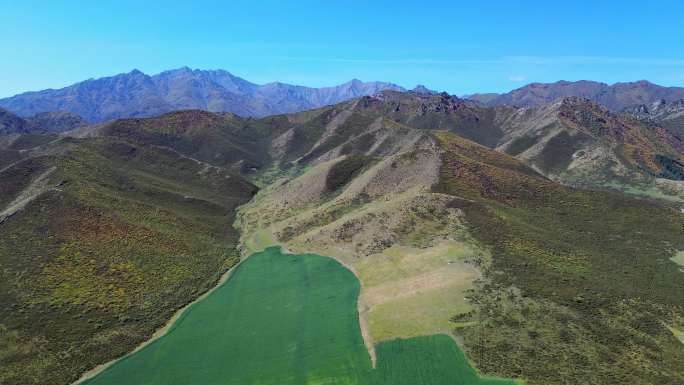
[273,91,684,200]
[77,94,684,200]
[496,97,684,196]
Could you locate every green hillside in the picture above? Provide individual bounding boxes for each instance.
[0,135,256,385]
[435,131,684,384]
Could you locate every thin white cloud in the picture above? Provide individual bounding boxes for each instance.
[276,56,503,65]
[277,55,684,67]
[504,56,684,66]
[508,75,527,82]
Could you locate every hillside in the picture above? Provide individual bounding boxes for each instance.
[0,68,405,122]
[70,92,684,201]
[25,111,89,133]
[0,133,256,385]
[0,108,87,135]
[254,91,684,201]
[240,126,684,385]
[469,80,684,111]
[76,110,270,173]
[628,99,684,138]
[1,93,684,385]
[0,108,28,135]
[494,97,684,198]
[434,132,684,385]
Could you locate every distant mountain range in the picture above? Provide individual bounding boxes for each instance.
[0,68,405,122]
[467,80,684,111]
[3,70,684,139]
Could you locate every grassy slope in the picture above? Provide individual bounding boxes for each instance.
[358,241,480,342]
[95,110,272,172]
[434,131,684,385]
[0,136,256,385]
[236,144,489,345]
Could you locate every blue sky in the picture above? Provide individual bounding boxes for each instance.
[2,0,684,97]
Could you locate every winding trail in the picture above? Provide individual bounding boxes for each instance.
[0,166,56,223]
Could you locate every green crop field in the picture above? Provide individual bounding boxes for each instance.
[373,335,514,385]
[82,247,371,385]
[83,247,515,385]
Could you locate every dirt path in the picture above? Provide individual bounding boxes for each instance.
[0,166,56,223]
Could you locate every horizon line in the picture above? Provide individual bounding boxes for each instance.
[1,65,683,99]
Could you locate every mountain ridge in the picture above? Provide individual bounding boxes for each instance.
[0,68,406,122]
[468,79,684,111]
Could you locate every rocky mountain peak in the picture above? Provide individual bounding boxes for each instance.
[411,85,437,94]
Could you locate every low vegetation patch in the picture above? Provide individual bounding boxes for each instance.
[504,135,537,157]
[325,155,373,192]
[672,250,684,269]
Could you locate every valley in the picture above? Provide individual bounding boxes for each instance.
[1,87,683,385]
[4,3,684,385]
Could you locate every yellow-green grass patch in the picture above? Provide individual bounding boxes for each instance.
[285,239,483,343]
[368,284,474,341]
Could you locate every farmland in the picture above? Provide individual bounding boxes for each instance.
[82,247,371,385]
[373,335,514,385]
[82,247,515,385]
